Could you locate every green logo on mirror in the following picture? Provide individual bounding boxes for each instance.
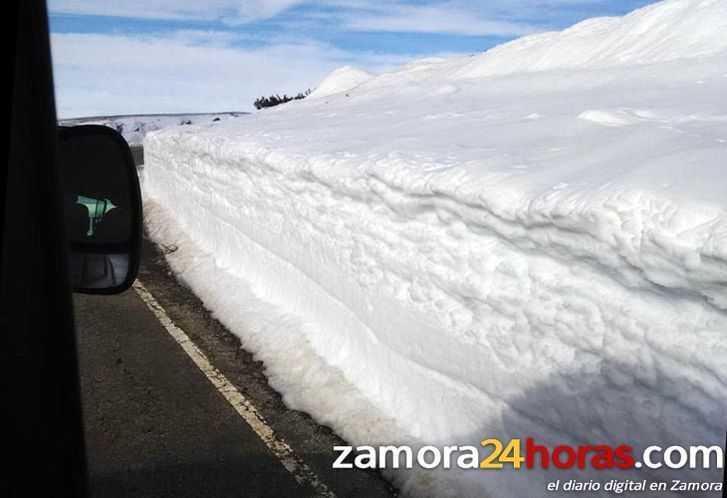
[77,195,117,237]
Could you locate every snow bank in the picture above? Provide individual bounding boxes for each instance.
[144,0,727,495]
[309,66,376,99]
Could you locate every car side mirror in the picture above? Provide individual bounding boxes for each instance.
[58,125,142,294]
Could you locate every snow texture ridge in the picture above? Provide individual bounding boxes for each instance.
[143,0,727,495]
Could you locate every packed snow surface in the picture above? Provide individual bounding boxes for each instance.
[144,0,727,495]
[60,112,246,145]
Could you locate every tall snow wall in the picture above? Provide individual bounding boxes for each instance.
[143,0,727,495]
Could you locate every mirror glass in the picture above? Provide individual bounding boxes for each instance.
[58,125,142,293]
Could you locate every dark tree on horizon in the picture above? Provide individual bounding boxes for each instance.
[254,89,312,110]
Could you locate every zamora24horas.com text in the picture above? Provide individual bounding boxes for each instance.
[332,438,724,493]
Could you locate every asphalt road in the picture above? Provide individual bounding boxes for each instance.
[73,150,396,498]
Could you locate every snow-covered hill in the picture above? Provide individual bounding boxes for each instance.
[455,0,727,78]
[308,65,376,99]
[143,0,727,496]
[59,112,246,146]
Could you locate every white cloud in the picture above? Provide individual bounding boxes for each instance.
[49,31,413,117]
[48,0,224,21]
[232,0,305,23]
[343,5,537,36]
[48,0,306,23]
[48,0,608,30]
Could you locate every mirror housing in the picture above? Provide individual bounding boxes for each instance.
[58,125,142,294]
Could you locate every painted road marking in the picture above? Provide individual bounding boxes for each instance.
[133,280,336,498]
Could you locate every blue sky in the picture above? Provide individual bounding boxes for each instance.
[48,0,659,117]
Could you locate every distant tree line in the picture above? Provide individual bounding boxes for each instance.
[253,89,312,110]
